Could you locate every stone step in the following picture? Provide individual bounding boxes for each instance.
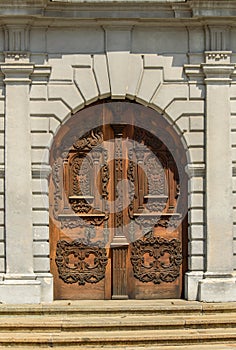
[1,314,236,332]
[1,301,236,347]
[1,346,236,350]
[1,300,236,316]
[0,328,236,347]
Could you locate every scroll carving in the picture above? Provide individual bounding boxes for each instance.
[56,239,108,285]
[130,232,182,284]
[73,128,103,151]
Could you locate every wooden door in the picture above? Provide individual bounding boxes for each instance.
[49,101,186,300]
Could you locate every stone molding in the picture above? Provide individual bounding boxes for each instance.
[185,164,205,178]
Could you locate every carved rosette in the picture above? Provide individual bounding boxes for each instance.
[130,232,182,284]
[56,239,108,285]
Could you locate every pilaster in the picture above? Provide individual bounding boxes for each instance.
[0,63,41,303]
[199,51,236,302]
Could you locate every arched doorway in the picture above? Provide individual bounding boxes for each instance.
[49,101,188,299]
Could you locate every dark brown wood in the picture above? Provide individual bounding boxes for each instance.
[49,101,188,300]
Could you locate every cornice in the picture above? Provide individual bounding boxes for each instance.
[0,0,235,22]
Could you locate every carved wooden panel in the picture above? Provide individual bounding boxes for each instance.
[56,239,108,285]
[130,231,183,284]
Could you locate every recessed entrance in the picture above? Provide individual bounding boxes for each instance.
[49,101,188,299]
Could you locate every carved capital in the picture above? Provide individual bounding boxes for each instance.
[205,51,232,64]
[1,64,34,84]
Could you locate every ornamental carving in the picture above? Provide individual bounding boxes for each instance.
[56,239,108,285]
[134,214,181,229]
[71,156,91,196]
[73,128,103,151]
[70,199,91,213]
[145,154,165,195]
[130,232,182,284]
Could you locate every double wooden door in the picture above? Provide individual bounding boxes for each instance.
[50,102,185,299]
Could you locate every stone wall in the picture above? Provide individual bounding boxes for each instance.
[0,0,235,302]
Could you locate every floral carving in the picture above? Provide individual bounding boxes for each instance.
[56,239,108,285]
[130,232,182,284]
[71,157,91,196]
[145,154,165,195]
[73,129,103,151]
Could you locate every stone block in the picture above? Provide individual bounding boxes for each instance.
[190,116,204,131]
[33,226,49,241]
[32,210,49,226]
[174,116,189,133]
[49,117,61,135]
[48,57,73,82]
[33,241,49,256]
[188,240,204,255]
[152,84,188,112]
[190,209,204,224]
[107,52,129,99]
[31,148,49,164]
[189,83,205,99]
[189,177,204,192]
[30,101,71,122]
[30,85,47,100]
[188,193,204,208]
[0,195,4,209]
[136,69,162,104]
[0,149,4,164]
[165,99,204,122]
[0,179,3,193]
[0,117,4,131]
[32,194,49,210]
[189,147,204,163]
[31,117,49,133]
[199,277,236,302]
[0,258,4,273]
[232,147,236,162]
[231,115,236,130]
[184,132,204,147]
[93,55,110,98]
[31,133,53,148]
[0,242,4,256]
[231,131,236,146]
[185,272,203,300]
[32,178,48,194]
[48,84,84,113]
[188,224,205,240]
[36,273,53,302]
[0,211,4,225]
[0,134,4,148]
[34,257,50,273]
[0,280,41,304]
[36,180,49,195]
[74,68,98,104]
[126,54,143,99]
[233,240,236,253]
[0,226,4,241]
[188,256,204,271]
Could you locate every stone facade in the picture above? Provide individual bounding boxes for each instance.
[0,0,235,303]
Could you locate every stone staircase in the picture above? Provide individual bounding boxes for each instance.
[0,300,236,348]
